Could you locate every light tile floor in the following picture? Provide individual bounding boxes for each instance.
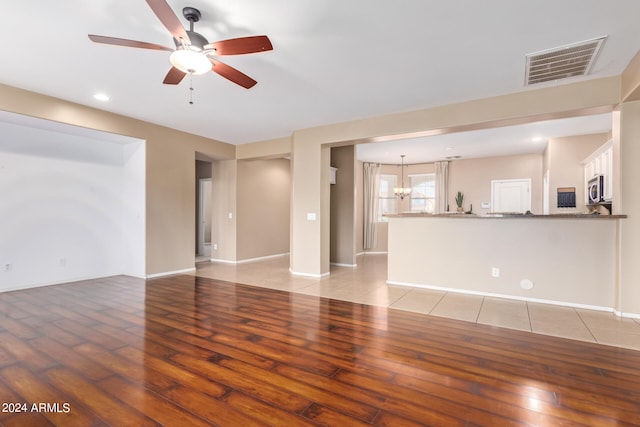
[191,253,640,351]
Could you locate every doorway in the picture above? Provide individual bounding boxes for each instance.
[197,178,212,257]
[195,158,213,260]
[491,179,531,213]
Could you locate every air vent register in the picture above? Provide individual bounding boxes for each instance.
[525,36,606,85]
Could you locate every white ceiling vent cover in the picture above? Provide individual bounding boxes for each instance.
[525,36,607,85]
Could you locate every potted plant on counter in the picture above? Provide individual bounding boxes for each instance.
[455,191,464,213]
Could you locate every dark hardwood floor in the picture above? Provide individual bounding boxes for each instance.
[0,274,639,426]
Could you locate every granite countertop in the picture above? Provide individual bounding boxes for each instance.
[386,212,627,219]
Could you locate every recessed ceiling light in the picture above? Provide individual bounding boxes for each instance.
[93,93,110,101]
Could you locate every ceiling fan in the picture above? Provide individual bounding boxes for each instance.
[88,0,272,89]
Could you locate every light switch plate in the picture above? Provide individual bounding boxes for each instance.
[307,212,317,221]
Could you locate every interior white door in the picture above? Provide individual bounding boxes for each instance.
[491,179,531,213]
[198,178,212,256]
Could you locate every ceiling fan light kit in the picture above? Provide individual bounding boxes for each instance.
[88,0,273,90]
[169,49,211,75]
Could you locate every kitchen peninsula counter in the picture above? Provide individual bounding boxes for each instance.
[386,212,624,310]
[386,212,626,219]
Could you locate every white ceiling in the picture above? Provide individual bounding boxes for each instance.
[356,113,613,164]
[1,1,639,159]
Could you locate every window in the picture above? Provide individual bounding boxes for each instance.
[378,174,397,221]
[409,174,435,213]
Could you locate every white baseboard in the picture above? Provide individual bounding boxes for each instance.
[0,273,125,293]
[210,253,289,265]
[289,268,330,278]
[386,280,630,316]
[209,258,238,264]
[237,253,289,264]
[331,262,357,268]
[146,267,196,279]
[613,309,640,319]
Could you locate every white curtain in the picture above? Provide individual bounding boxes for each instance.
[434,161,449,214]
[363,162,381,250]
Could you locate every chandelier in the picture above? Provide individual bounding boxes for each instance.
[394,155,411,199]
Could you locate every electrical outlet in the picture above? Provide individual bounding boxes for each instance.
[491,267,500,278]
[60,257,67,267]
[213,243,218,250]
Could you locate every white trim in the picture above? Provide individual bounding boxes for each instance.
[331,263,357,268]
[613,309,640,319]
[146,267,196,279]
[210,253,289,265]
[237,253,289,264]
[209,258,238,264]
[0,274,130,293]
[387,280,617,314]
[289,269,330,278]
[358,251,388,255]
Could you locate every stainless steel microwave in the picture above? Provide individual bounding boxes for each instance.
[587,175,604,204]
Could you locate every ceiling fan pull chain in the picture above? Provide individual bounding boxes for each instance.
[189,73,194,105]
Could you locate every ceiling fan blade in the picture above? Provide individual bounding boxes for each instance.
[145,0,190,44]
[163,67,187,85]
[88,34,173,51]
[210,59,257,89]
[205,35,273,55]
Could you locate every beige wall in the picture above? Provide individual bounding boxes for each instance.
[545,133,608,214]
[622,50,640,102]
[289,78,618,148]
[618,101,640,315]
[236,158,290,261]
[330,146,356,266]
[388,216,618,309]
[236,136,291,159]
[355,160,365,254]
[449,154,543,215]
[289,136,329,276]
[211,160,237,262]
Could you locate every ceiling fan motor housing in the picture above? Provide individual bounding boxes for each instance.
[175,7,208,50]
[177,31,208,50]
